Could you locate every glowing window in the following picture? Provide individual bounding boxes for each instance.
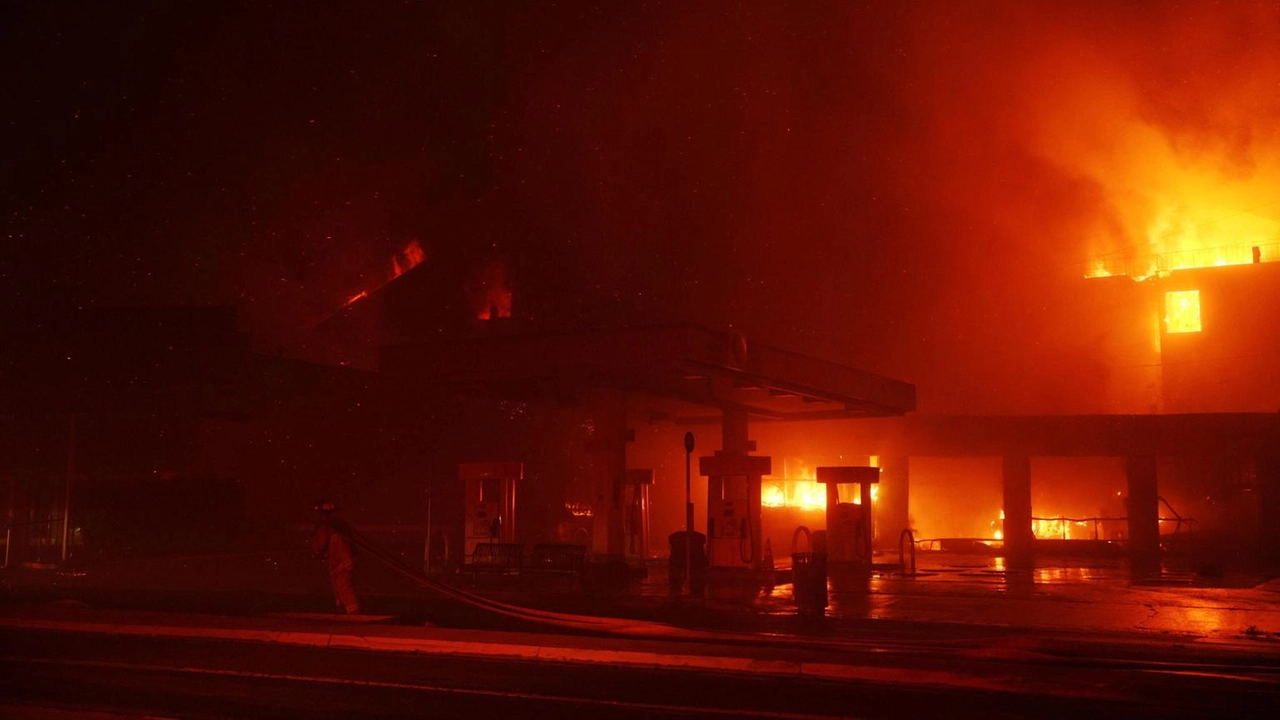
[1165,290,1201,334]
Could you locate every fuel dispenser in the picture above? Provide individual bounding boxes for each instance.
[623,469,653,560]
[700,452,771,569]
[460,461,521,563]
[816,466,878,568]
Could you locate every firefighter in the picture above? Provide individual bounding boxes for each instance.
[312,499,360,615]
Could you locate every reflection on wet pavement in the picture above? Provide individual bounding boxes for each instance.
[637,551,1280,639]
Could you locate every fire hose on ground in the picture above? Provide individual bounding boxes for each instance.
[898,527,917,576]
[346,528,709,638]
[336,527,1280,688]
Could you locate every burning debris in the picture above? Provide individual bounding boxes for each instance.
[344,239,428,308]
[392,239,427,279]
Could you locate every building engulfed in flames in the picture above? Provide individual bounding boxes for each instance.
[1083,206,1280,414]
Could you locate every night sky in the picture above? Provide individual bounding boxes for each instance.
[5,1,1279,413]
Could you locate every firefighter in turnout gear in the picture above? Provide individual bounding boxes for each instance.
[312,499,360,614]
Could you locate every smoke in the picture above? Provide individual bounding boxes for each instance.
[479,1,1280,413]
[8,2,1279,413]
[909,1,1280,264]
[867,1,1280,412]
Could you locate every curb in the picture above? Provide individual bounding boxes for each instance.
[0,614,1116,700]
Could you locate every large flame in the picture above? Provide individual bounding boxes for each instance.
[1086,204,1279,281]
[763,460,823,510]
[909,4,1280,287]
[1023,17,1280,282]
[762,460,878,511]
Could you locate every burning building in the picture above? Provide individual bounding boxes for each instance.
[1085,258,1280,414]
[9,258,1277,582]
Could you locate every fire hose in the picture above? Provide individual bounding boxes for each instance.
[346,528,704,638]
[898,527,917,575]
[332,529,1280,681]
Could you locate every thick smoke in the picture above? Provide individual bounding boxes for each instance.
[487,1,1280,413]
[909,2,1280,265]
[7,2,1278,413]
[867,1,1280,412]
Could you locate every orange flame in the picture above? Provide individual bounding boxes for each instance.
[762,460,879,511]
[343,239,428,308]
[391,239,426,279]
[763,460,823,510]
[989,508,1095,541]
[1164,290,1202,333]
[1050,51,1280,282]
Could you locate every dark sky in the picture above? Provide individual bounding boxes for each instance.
[5,1,1279,413]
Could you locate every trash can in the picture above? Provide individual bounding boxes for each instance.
[668,530,707,595]
[792,551,828,613]
[791,526,827,614]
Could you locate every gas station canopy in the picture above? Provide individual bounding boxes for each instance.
[381,324,915,421]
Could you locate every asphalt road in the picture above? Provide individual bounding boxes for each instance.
[1,620,1277,719]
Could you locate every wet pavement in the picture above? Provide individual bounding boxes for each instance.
[622,552,1280,646]
[5,547,1277,647]
[2,548,1279,718]
[750,554,1280,642]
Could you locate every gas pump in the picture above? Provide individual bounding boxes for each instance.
[817,466,878,568]
[460,461,521,563]
[700,452,771,569]
[623,469,653,560]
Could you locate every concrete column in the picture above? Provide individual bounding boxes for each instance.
[1126,455,1160,580]
[586,389,629,562]
[1002,455,1034,570]
[876,456,910,550]
[858,482,873,564]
